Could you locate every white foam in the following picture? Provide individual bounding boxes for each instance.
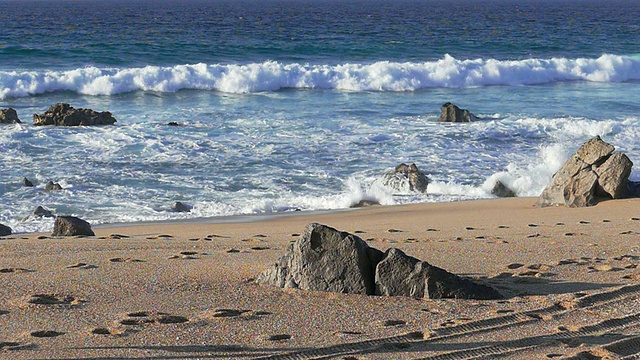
[2,54,640,99]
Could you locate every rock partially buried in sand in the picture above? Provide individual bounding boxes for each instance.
[257,223,502,300]
[437,102,477,123]
[537,136,633,207]
[52,216,95,237]
[257,223,381,295]
[33,103,117,126]
[0,223,12,237]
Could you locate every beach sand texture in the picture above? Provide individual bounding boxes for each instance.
[1,197,640,359]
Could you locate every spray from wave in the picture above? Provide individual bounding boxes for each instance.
[1,54,639,99]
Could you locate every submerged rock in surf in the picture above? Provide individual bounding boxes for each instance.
[0,108,21,124]
[45,181,63,191]
[380,163,430,193]
[437,102,477,123]
[33,103,117,126]
[491,181,517,198]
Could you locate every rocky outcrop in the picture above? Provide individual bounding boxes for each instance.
[0,108,21,124]
[33,103,117,126]
[257,223,501,300]
[45,181,63,191]
[0,224,12,236]
[51,216,95,237]
[491,181,516,198]
[381,163,430,193]
[437,102,477,122]
[538,136,633,207]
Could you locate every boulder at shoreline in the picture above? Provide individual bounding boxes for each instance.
[52,216,95,237]
[0,224,12,236]
[538,136,633,207]
[380,163,430,193]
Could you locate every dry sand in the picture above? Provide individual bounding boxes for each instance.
[1,197,640,359]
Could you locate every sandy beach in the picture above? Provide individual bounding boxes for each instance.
[1,197,640,359]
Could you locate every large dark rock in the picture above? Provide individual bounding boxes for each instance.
[538,136,633,207]
[257,223,501,300]
[171,201,191,213]
[491,180,516,198]
[256,223,382,295]
[381,163,430,193]
[51,216,95,237]
[33,103,117,126]
[0,108,21,124]
[0,224,12,236]
[375,248,502,300]
[437,102,477,123]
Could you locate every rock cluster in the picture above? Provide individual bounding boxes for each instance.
[33,103,117,126]
[0,108,21,124]
[257,223,502,300]
[51,216,95,237]
[437,102,477,123]
[538,136,633,207]
[381,163,430,193]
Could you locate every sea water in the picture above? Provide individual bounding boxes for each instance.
[1,0,639,233]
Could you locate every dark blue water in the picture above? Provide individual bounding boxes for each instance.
[2,0,639,70]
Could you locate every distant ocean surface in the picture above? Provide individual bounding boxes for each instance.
[1,0,640,233]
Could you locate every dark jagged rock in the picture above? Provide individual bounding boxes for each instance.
[437,102,477,123]
[0,108,21,124]
[375,248,502,300]
[33,103,117,126]
[0,224,12,236]
[381,163,430,193]
[257,223,501,300]
[23,177,34,187]
[45,181,63,191]
[167,122,182,126]
[350,199,381,208]
[33,206,54,218]
[257,223,382,295]
[171,201,191,213]
[491,180,516,198]
[51,216,95,237]
[538,136,633,207]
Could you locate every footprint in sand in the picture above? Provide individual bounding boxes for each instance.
[497,225,509,229]
[528,223,538,227]
[388,229,403,233]
[291,233,301,237]
[26,294,84,306]
[66,262,98,269]
[109,257,145,263]
[30,330,65,338]
[264,334,291,341]
[109,234,130,239]
[0,342,21,350]
[579,220,591,224]
[119,311,188,326]
[91,327,137,337]
[382,319,407,327]
[250,246,270,251]
[507,263,524,270]
[0,268,34,273]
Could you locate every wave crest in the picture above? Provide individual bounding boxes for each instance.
[1,54,639,99]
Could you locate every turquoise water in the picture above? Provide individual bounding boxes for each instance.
[1,0,640,233]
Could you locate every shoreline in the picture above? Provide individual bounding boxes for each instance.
[2,196,640,359]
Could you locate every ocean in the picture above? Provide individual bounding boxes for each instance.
[1,0,639,233]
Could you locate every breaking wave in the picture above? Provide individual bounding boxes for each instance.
[1,54,640,99]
